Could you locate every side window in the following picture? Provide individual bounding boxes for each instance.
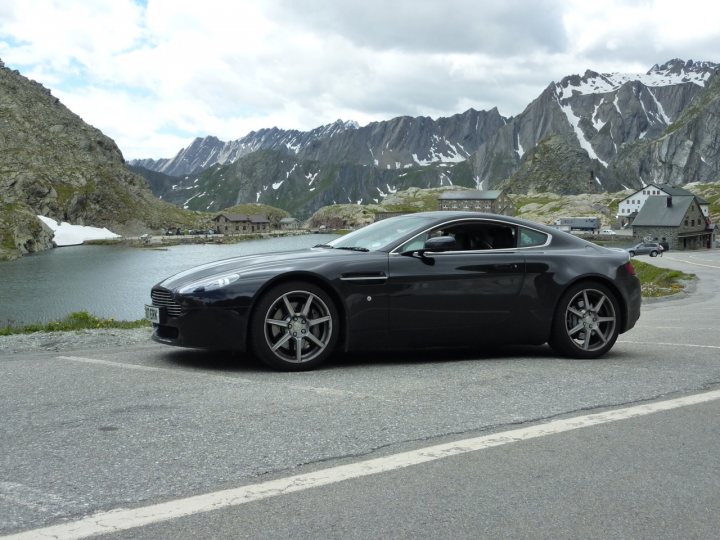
[398,221,521,252]
[519,227,548,247]
[445,222,516,250]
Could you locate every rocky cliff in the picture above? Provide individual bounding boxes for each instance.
[0,60,193,260]
[474,59,719,193]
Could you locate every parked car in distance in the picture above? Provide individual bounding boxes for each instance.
[600,229,616,236]
[628,242,663,257]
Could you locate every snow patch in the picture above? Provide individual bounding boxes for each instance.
[555,67,712,100]
[305,171,319,186]
[557,99,608,167]
[648,88,670,124]
[37,216,120,247]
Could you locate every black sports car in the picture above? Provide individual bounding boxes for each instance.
[146,212,641,370]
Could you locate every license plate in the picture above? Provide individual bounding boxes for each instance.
[145,304,160,324]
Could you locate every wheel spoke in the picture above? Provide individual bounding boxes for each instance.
[309,315,331,326]
[593,295,606,312]
[568,322,585,336]
[597,316,615,323]
[594,326,608,345]
[271,332,292,352]
[281,294,295,315]
[267,318,288,328]
[305,332,326,349]
[295,338,303,362]
[582,330,592,350]
[582,290,590,310]
[568,306,583,318]
[301,294,314,316]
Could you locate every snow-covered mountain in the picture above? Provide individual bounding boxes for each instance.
[132,110,505,178]
[131,59,720,216]
[473,58,719,193]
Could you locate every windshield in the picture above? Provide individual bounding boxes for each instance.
[327,214,438,251]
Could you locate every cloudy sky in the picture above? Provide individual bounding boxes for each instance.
[2,0,719,160]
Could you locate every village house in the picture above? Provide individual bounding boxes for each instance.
[631,195,715,250]
[278,217,300,230]
[437,190,516,216]
[617,184,710,228]
[212,214,270,234]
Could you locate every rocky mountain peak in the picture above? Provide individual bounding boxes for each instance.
[649,58,719,78]
[0,58,192,260]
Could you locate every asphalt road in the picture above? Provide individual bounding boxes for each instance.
[1,250,719,539]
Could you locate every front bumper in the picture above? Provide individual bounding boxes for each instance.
[151,307,249,351]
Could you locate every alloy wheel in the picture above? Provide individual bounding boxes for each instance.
[562,288,618,353]
[263,289,334,363]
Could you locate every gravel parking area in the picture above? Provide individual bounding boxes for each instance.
[0,327,153,354]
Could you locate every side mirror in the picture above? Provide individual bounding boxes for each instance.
[423,235,457,252]
[399,235,455,263]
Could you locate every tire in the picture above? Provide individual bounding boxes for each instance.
[650,250,658,257]
[549,281,620,359]
[250,281,339,371]
[628,251,635,257]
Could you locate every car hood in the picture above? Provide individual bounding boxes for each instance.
[157,247,370,290]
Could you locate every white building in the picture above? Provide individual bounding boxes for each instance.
[617,184,709,227]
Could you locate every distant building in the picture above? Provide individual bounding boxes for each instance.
[437,190,515,216]
[279,217,300,230]
[213,214,270,234]
[553,217,602,232]
[631,195,714,250]
[617,184,709,227]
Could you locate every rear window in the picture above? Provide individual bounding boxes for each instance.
[519,227,548,247]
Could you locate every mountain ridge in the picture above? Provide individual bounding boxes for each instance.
[131,58,719,217]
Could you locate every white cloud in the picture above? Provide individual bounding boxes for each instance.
[1,0,719,160]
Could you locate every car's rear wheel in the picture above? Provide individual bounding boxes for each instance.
[549,281,620,359]
[650,250,658,257]
[250,281,339,371]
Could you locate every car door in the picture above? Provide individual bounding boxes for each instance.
[386,219,526,347]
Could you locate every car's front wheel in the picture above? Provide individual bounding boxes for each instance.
[250,281,339,371]
[650,250,658,257]
[549,281,620,359]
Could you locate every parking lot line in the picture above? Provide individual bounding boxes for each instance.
[56,356,368,399]
[618,341,720,349]
[6,388,720,540]
[663,256,720,269]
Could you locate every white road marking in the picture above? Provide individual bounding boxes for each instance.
[56,356,368,399]
[619,340,720,349]
[58,356,198,375]
[636,327,719,331]
[6,388,720,540]
[663,255,720,269]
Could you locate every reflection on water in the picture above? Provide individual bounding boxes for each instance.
[0,235,338,325]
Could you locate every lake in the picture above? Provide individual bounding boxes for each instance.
[0,234,338,326]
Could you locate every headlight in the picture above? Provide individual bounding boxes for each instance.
[178,273,241,294]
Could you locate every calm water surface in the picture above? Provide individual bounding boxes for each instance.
[0,235,338,325]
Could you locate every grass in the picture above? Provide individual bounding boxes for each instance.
[0,311,150,336]
[632,260,695,298]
